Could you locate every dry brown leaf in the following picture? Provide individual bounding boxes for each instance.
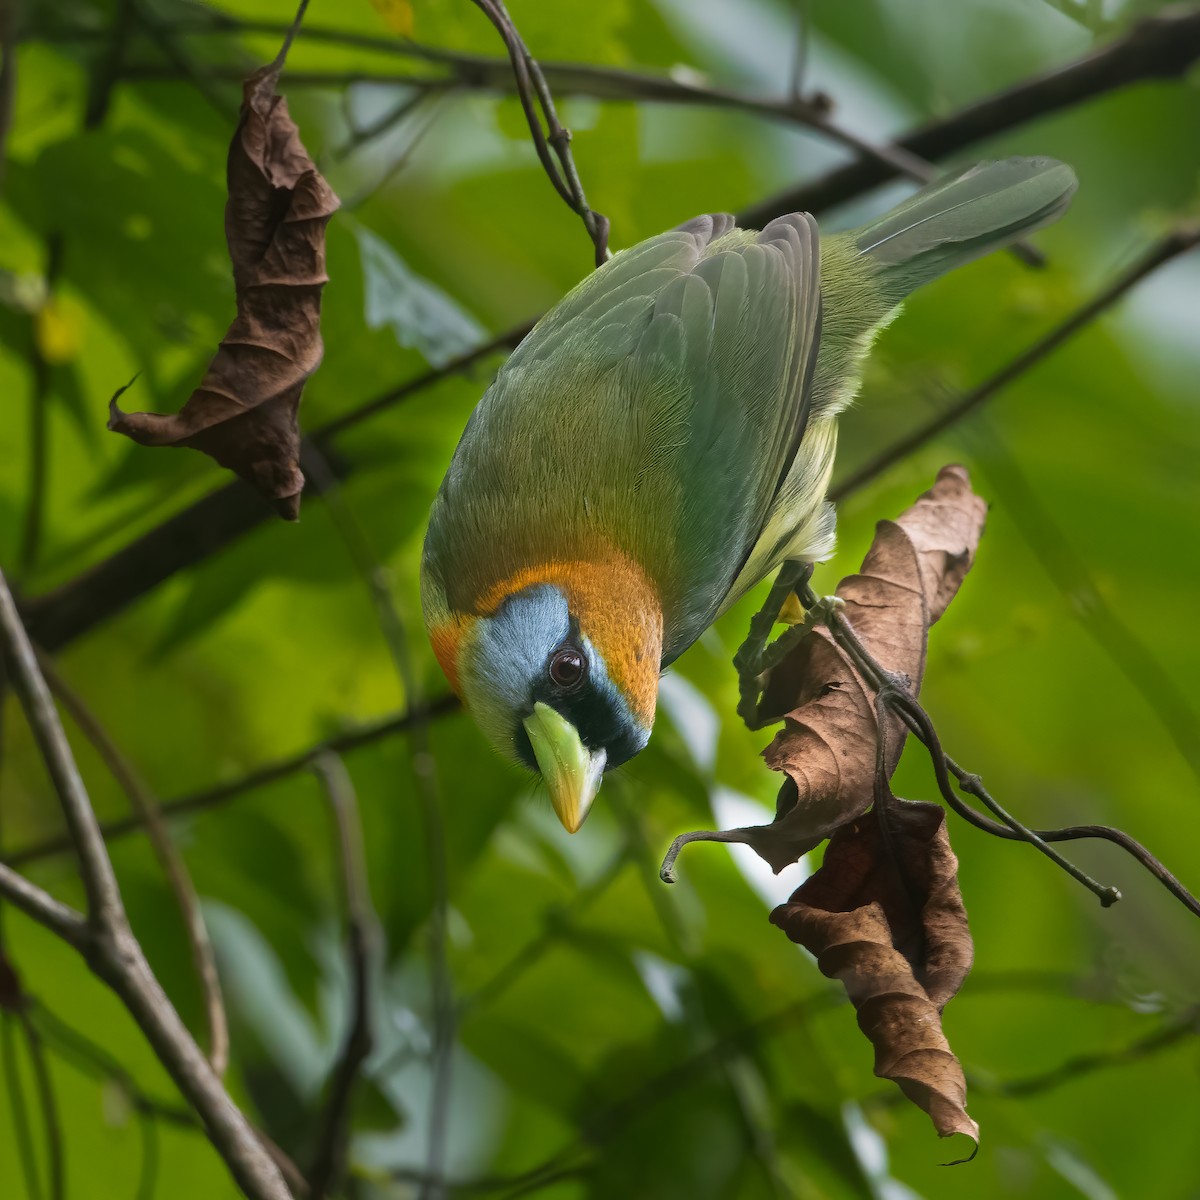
[770,799,977,1147]
[661,466,986,1151]
[709,465,988,869]
[108,67,340,520]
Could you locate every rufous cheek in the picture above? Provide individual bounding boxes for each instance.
[429,615,473,696]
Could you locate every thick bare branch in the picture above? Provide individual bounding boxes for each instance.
[0,569,293,1200]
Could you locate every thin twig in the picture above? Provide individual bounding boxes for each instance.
[339,88,454,212]
[2,1011,44,1200]
[36,649,230,1076]
[611,792,790,1198]
[300,448,455,1200]
[266,0,310,76]
[23,5,1198,653]
[467,0,609,265]
[307,752,378,1200]
[30,1000,197,1129]
[959,418,1200,792]
[16,1009,63,1200]
[332,86,429,161]
[3,694,461,868]
[129,0,236,121]
[17,235,62,581]
[969,1005,1199,1098]
[800,580,1200,919]
[831,227,1200,502]
[0,568,293,1200]
[136,1110,160,1200]
[0,0,17,196]
[82,0,135,128]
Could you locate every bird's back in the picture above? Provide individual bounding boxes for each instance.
[423,212,824,661]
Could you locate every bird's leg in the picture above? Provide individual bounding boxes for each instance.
[734,561,829,729]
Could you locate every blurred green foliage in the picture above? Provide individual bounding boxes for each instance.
[2,1,1199,1197]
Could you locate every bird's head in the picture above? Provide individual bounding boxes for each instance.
[425,557,662,832]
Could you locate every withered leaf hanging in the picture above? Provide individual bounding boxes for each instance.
[771,799,977,1148]
[661,465,987,1150]
[109,65,340,520]
[680,465,988,870]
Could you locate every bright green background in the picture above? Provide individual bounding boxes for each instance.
[2,1,1199,1197]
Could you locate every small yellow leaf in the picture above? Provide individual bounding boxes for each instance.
[35,296,85,364]
[369,0,413,36]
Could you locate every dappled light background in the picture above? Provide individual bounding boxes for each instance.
[2,1,1199,1197]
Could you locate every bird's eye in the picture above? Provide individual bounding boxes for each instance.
[548,647,587,690]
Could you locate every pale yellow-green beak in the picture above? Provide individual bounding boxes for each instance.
[523,701,606,833]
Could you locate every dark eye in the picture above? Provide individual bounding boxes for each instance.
[548,647,587,691]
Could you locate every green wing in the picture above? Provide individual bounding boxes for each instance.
[423,213,822,661]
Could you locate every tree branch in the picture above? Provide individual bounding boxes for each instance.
[969,1005,1198,1098]
[19,10,1200,650]
[800,579,1200,920]
[1,1010,48,1200]
[740,5,1200,227]
[307,752,378,1200]
[466,0,608,265]
[2,694,461,869]
[0,863,86,946]
[15,1008,63,1200]
[830,226,1200,502]
[300,448,456,1200]
[36,649,229,1076]
[17,234,62,581]
[0,568,293,1200]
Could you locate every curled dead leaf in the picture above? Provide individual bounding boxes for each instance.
[657,466,986,1151]
[771,799,977,1147]
[108,66,340,520]
[671,465,988,870]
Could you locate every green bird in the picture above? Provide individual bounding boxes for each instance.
[422,157,1076,832]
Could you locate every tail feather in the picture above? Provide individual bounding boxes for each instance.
[853,157,1077,302]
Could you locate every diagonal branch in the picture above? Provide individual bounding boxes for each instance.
[18,12,1200,651]
[307,752,378,1200]
[0,568,293,1200]
[830,226,1200,501]
[35,649,229,1076]
[466,0,608,265]
[2,694,460,868]
[740,5,1200,227]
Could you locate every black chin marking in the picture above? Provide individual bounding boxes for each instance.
[515,644,645,774]
[514,722,537,772]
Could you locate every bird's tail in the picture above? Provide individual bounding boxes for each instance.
[852,157,1077,304]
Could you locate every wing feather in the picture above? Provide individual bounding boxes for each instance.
[424,213,823,661]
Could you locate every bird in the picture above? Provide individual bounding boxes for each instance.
[421,157,1076,834]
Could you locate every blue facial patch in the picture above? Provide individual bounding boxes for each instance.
[459,584,570,754]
